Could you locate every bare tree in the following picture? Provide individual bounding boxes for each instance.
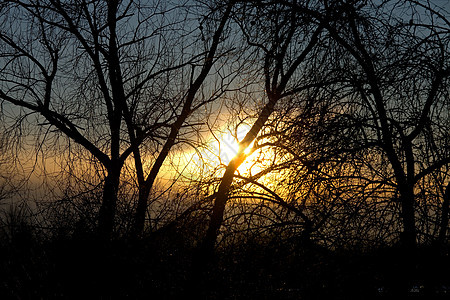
[271,0,450,295]
[196,0,325,261]
[317,0,450,250]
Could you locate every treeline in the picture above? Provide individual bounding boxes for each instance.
[0,0,449,298]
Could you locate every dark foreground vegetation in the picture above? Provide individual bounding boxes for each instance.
[1,204,450,300]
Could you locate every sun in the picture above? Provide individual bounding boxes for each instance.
[215,125,252,165]
[180,123,258,177]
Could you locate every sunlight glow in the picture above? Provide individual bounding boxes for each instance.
[178,122,281,185]
[216,126,252,165]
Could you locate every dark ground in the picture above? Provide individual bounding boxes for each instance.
[1,225,450,300]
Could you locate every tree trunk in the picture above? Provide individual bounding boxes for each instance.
[132,177,154,237]
[98,163,121,240]
[196,161,239,260]
[399,185,417,250]
[438,183,450,245]
[393,184,417,297]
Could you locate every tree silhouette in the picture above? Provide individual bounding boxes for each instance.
[0,0,450,297]
[197,0,325,263]
[318,0,450,251]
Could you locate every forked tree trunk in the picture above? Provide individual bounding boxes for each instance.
[130,2,235,238]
